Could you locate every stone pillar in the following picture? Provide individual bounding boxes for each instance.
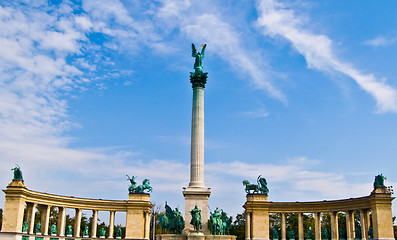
[91,210,98,238]
[184,72,211,235]
[75,208,82,237]
[1,180,27,233]
[281,213,286,240]
[245,211,251,240]
[27,202,37,234]
[330,211,338,240]
[243,194,269,240]
[363,210,370,240]
[315,212,321,240]
[58,207,66,236]
[298,213,304,240]
[41,205,51,235]
[370,187,394,240]
[109,211,115,238]
[346,211,355,240]
[359,210,366,240]
[125,193,153,240]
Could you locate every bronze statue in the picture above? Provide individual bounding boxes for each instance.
[191,43,207,74]
[190,204,202,233]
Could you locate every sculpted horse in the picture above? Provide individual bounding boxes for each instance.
[243,175,269,194]
[136,179,153,193]
[209,208,222,235]
[158,214,168,234]
[190,204,202,233]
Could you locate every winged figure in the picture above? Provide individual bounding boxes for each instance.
[191,43,207,73]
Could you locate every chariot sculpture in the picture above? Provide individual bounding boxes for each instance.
[126,175,152,193]
[243,175,269,194]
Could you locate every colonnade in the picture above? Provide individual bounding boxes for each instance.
[0,179,152,240]
[244,186,394,240]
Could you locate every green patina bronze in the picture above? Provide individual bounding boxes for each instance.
[339,227,345,240]
[116,227,122,238]
[374,174,386,188]
[83,225,89,237]
[50,223,57,235]
[190,204,202,233]
[22,220,28,232]
[354,227,361,239]
[35,221,41,234]
[307,229,312,240]
[368,226,373,240]
[243,175,269,194]
[66,225,72,235]
[100,227,106,237]
[190,43,208,88]
[158,202,184,234]
[126,175,152,193]
[208,208,232,235]
[289,229,295,240]
[11,165,23,181]
[322,228,328,240]
[273,229,278,240]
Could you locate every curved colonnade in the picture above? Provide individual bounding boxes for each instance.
[0,180,152,240]
[244,187,394,240]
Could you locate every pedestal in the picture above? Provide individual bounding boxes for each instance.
[125,193,152,240]
[156,234,186,240]
[187,232,205,240]
[183,188,211,235]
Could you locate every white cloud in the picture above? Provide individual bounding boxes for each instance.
[256,0,397,113]
[364,36,396,47]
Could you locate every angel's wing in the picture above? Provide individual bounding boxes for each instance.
[201,44,207,56]
[191,43,197,57]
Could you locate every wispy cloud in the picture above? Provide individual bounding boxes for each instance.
[364,36,396,47]
[240,108,269,118]
[255,0,397,113]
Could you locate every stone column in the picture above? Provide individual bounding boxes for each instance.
[346,211,355,240]
[359,210,366,240]
[58,207,66,236]
[330,211,338,240]
[75,208,82,237]
[144,211,150,240]
[245,211,251,240]
[109,211,115,238]
[91,210,98,238]
[281,213,286,240]
[41,205,51,235]
[27,202,37,234]
[315,212,321,240]
[363,210,370,240]
[298,213,304,240]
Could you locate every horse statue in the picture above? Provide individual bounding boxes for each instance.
[136,179,152,193]
[243,175,269,194]
[221,210,232,235]
[374,174,386,188]
[190,204,202,233]
[158,214,169,234]
[159,202,184,234]
[11,165,23,181]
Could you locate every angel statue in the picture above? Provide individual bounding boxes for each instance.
[191,43,207,74]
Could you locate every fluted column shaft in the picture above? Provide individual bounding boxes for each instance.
[41,205,51,235]
[27,203,37,234]
[144,211,150,239]
[58,207,66,236]
[91,210,98,238]
[109,211,115,238]
[189,86,205,188]
[75,208,82,237]
[346,211,355,240]
[331,211,339,240]
[298,213,304,240]
[281,213,286,240]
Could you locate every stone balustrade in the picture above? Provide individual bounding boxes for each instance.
[0,180,153,240]
[244,187,394,240]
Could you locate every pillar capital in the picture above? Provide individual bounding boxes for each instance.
[190,72,208,88]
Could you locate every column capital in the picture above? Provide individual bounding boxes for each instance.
[190,72,208,88]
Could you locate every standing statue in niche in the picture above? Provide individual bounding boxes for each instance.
[83,225,89,237]
[374,174,387,188]
[116,227,122,238]
[322,228,328,240]
[190,204,202,233]
[339,227,345,240]
[35,221,41,234]
[191,43,207,74]
[307,228,312,240]
[100,227,106,237]
[66,225,72,236]
[50,223,57,235]
[243,175,269,194]
[289,229,295,240]
[273,229,279,240]
[11,165,23,181]
[22,221,29,232]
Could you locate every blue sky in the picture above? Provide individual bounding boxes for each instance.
[0,0,397,224]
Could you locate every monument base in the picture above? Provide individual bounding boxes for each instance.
[187,232,205,240]
[156,234,186,240]
[205,235,237,240]
[183,188,211,235]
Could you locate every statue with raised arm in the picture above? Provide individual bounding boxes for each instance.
[11,165,23,181]
[191,43,207,74]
